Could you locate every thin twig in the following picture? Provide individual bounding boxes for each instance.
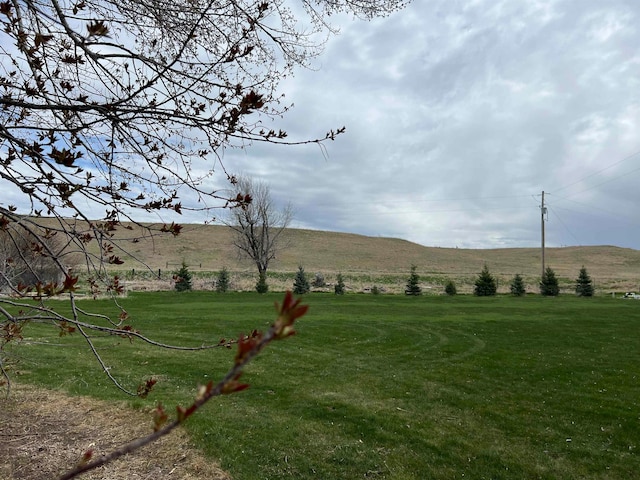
[76,323,137,395]
[2,296,232,351]
[71,296,137,396]
[58,325,277,479]
[58,291,306,480]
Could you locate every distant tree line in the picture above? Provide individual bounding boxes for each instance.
[168,263,595,297]
[465,264,594,298]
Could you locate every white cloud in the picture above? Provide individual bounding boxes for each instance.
[7,0,640,249]
[224,0,640,249]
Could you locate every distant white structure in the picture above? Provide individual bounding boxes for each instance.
[623,292,640,299]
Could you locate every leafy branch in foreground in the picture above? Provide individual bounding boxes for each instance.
[57,291,308,480]
[0,290,236,397]
[0,0,405,476]
[0,0,405,392]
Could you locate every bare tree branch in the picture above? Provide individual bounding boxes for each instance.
[57,291,308,480]
[0,0,408,475]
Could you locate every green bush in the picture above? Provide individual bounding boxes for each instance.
[312,272,326,288]
[575,266,594,297]
[334,273,345,295]
[173,261,192,292]
[540,267,560,296]
[216,267,230,293]
[474,265,496,296]
[510,273,526,296]
[444,280,457,295]
[405,265,422,296]
[293,265,310,294]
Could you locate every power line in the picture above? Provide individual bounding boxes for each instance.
[556,164,640,199]
[329,202,534,218]
[553,148,640,196]
[547,206,582,246]
[551,197,640,227]
[309,193,534,210]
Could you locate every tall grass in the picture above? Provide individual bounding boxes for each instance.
[10,292,640,479]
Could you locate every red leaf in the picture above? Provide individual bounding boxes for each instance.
[235,330,263,365]
[273,291,309,339]
[62,273,79,292]
[152,404,168,431]
[221,373,250,395]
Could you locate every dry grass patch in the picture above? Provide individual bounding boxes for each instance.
[0,384,230,480]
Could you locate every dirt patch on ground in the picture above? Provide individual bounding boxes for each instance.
[0,383,230,480]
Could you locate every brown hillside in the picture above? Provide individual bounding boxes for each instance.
[74,222,640,293]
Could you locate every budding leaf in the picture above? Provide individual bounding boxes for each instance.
[152,404,168,431]
[87,20,109,37]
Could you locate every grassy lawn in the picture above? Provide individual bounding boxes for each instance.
[9,292,640,479]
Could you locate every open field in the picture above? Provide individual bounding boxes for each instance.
[34,219,637,294]
[7,292,640,479]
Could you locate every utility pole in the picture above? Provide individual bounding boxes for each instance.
[541,191,546,278]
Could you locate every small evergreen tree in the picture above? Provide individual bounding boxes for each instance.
[510,273,526,296]
[405,265,422,296]
[575,266,594,297]
[293,265,310,294]
[256,271,269,294]
[444,280,457,295]
[312,272,326,288]
[474,265,497,296]
[371,285,381,295]
[173,261,192,292]
[216,267,230,293]
[540,267,560,296]
[334,273,345,295]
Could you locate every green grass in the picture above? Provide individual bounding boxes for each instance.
[9,292,640,479]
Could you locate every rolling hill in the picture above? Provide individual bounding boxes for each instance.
[90,222,640,294]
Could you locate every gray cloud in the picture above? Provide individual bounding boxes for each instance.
[221,0,640,249]
[10,1,639,249]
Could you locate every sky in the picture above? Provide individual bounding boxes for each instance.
[219,0,640,250]
[5,1,640,250]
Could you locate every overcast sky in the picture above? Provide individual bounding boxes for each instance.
[218,0,640,250]
[8,1,639,250]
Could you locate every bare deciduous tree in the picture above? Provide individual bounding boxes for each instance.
[0,0,405,390]
[224,176,292,282]
[0,0,408,476]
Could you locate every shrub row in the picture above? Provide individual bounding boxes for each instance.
[170,264,596,297]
